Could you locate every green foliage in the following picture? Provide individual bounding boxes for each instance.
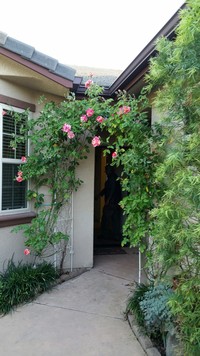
[105,90,162,251]
[168,278,200,355]
[139,283,174,337]
[126,282,174,351]
[12,211,69,256]
[0,259,58,315]
[126,282,151,329]
[12,83,113,260]
[146,1,200,354]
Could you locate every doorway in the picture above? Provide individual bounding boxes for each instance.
[94,147,123,248]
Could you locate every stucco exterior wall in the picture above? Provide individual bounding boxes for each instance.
[73,149,95,268]
[0,149,95,271]
[0,60,95,271]
[0,228,35,271]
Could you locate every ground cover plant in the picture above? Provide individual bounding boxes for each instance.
[0,259,58,315]
[126,282,174,355]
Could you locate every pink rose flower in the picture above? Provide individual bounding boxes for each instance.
[85,79,93,89]
[117,107,123,115]
[80,115,88,123]
[17,171,23,177]
[123,106,131,113]
[21,156,27,163]
[117,106,131,115]
[92,136,101,147]
[96,116,104,124]
[86,108,94,117]
[112,151,118,158]
[16,176,23,182]
[24,248,30,255]
[62,123,71,133]
[67,131,75,139]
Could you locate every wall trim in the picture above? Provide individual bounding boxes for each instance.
[0,94,36,112]
[0,211,36,228]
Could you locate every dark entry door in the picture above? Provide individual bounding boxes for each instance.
[94,147,122,247]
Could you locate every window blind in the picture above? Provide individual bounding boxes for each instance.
[3,111,26,159]
[1,110,27,211]
[2,163,27,210]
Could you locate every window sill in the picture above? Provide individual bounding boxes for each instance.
[0,212,36,228]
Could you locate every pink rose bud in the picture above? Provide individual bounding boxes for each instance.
[92,136,101,147]
[16,176,23,182]
[112,151,117,158]
[80,115,88,122]
[85,79,93,89]
[96,116,104,124]
[62,123,71,133]
[117,106,131,115]
[86,108,94,117]
[24,248,30,255]
[21,156,27,162]
[17,171,23,176]
[67,131,75,139]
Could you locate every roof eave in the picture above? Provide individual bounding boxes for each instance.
[0,47,74,89]
[108,4,185,96]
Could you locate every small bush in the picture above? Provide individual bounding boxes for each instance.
[0,259,58,315]
[126,282,152,330]
[139,283,174,337]
[126,282,175,355]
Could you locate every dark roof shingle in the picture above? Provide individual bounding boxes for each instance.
[0,31,76,82]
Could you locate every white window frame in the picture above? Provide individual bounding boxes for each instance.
[0,103,30,215]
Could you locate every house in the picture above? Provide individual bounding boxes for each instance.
[0,4,183,272]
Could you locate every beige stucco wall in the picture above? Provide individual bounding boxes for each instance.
[0,149,95,272]
[0,228,35,271]
[0,151,95,272]
[0,59,95,271]
[73,149,95,268]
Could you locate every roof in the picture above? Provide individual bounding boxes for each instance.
[74,3,185,97]
[108,3,186,96]
[70,65,122,87]
[0,31,121,92]
[0,31,76,84]
[0,3,185,97]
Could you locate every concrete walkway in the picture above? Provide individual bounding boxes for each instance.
[0,251,145,356]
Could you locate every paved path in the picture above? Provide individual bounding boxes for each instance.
[0,252,145,356]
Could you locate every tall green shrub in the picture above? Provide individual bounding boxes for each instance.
[146,0,200,353]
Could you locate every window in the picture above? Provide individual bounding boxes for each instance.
[0,104,28,213]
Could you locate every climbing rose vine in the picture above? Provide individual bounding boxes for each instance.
[12,78,152,273]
